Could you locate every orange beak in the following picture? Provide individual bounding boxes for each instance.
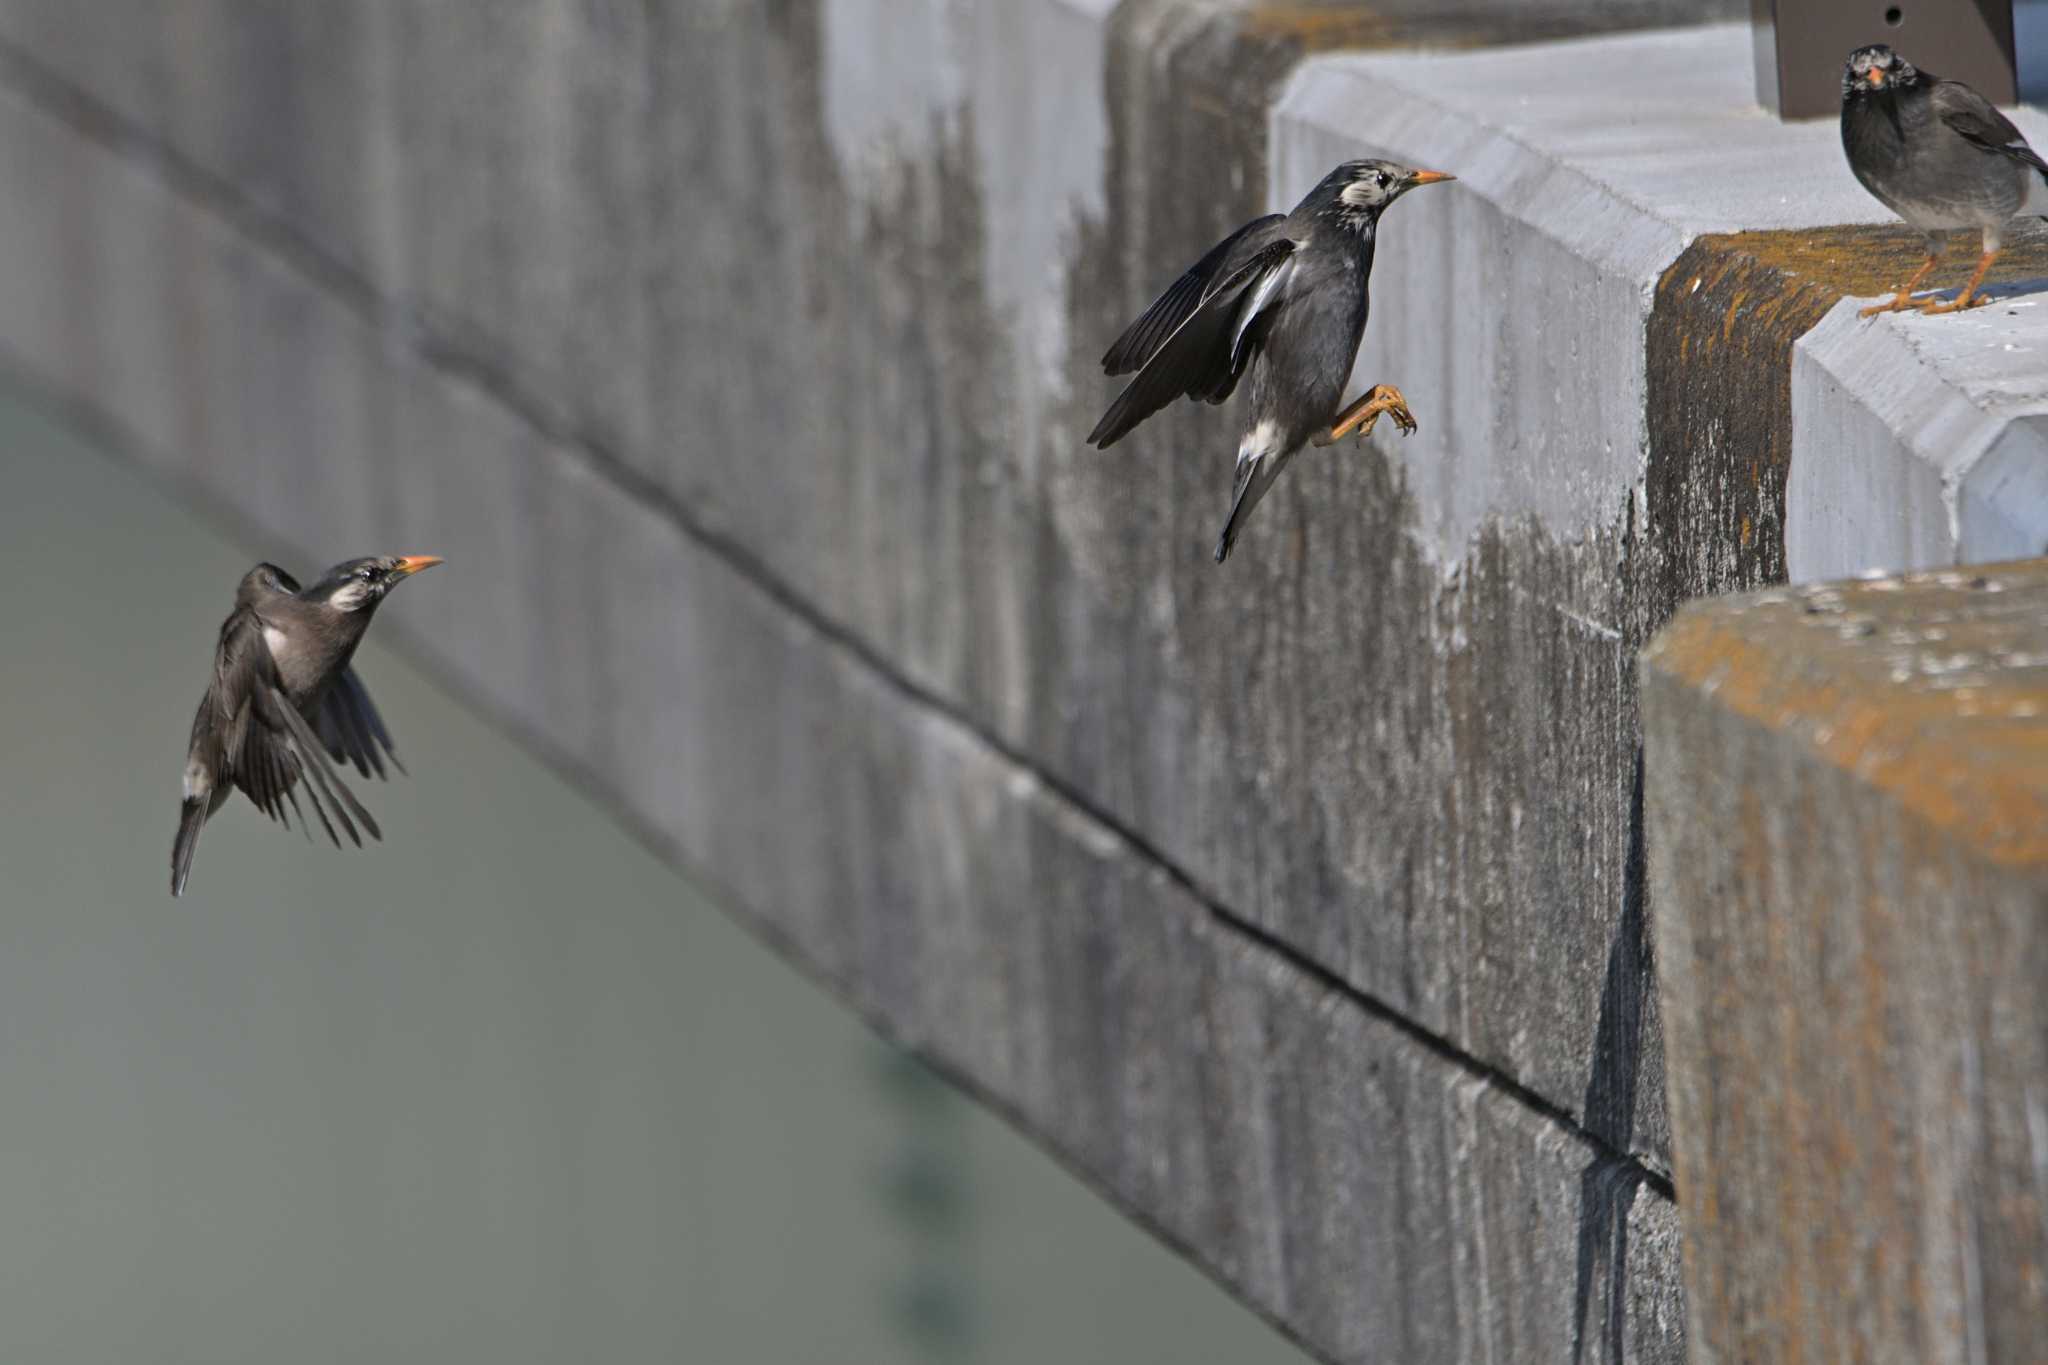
[1409,169,1456,186]
[391,555,444,578]
[1866,68,1887,88]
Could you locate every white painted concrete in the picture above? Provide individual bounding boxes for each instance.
[821,0,1110,423]
[1793,294,2048,579]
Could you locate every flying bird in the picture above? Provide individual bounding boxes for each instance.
[1088,159,1454,561]
[171,554,442,896]
[1842,44,2048,316]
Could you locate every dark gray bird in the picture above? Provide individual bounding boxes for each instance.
[171,554,442,896]
[1089,159,1453,561]
[1842,44,2048,316]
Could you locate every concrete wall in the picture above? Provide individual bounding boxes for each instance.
[1643,561,2048,1364]
[1,1,2041,1360]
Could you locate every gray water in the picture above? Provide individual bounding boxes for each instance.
[0,385,1309,1364]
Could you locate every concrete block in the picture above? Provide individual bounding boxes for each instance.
[1644,562,2048,1365]
[1793,298,2048,580]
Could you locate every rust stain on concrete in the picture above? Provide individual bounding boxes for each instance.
[1644,559,2048,868]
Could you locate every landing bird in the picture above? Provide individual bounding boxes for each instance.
[1088,159,1453,562]
[171,555,442,897]
[1842,44,2048,316]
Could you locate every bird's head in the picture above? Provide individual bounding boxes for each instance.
[1316,159,1455,232]
[1844,45,1917,100]
[305,555,443,614]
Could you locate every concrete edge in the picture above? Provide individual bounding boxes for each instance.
[1640,568,2048,869]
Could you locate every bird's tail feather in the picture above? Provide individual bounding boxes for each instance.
[171,797,207,897]
[1214,455,1273,563]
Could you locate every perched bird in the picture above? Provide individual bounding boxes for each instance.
[1842,44,2048,316]
[1089,159,1453,561]
[171,554,442,896]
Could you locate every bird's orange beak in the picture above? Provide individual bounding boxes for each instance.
[391,555,444,577]
[1866,68,1887,88]
[1410,169,1456,186]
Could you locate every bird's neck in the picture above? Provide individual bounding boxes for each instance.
[1317,202,1379,239]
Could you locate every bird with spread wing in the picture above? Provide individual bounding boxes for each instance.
[1088,159,1453,562]
[172,555,441,896]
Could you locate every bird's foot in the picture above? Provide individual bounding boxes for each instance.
[1913,291,1987,315]
[1322,385,1417,445]
[1858,291,1927,318]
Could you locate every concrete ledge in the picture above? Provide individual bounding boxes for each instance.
[1643,561,2048,1363]
[1794,297,2048,580]
[1277,24,1882,568]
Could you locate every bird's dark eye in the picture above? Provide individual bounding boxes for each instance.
[1375,171,1390,189]
[357,567,376,582]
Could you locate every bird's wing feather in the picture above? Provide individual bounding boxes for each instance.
[1229,257,1295,370]
[1931,80,2048,178]
[317,667,405,779]
[1087,238,1298,449]
[215,612,383,847]
[267,687,382,845]
[1101,214,1286,375]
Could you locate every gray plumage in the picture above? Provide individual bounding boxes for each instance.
[1841,44,2048,314]
[1090,159,1451,561]
[171,554,441,897]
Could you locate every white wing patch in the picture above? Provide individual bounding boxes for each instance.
[182,759,211,800]
[262,623,291,658]
[1230,258,1294,368]
[2023,160,2048,216]
[1237,418,1282,469]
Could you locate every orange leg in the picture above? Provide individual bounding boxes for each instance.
[1317,384,1417,447]
[1917,249,1997,314]
[1858,251,1941,317]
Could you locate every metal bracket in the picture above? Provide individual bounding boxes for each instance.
[1750,0,2017,119]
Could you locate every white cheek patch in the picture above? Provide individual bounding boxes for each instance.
[1340,181,1376,209]
[332,582,372,612]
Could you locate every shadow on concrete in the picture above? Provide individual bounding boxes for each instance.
[1913,273,2048,309]
[1569,750,1652,1365]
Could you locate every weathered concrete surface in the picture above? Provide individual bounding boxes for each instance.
[0,4,1727,1360]
[0,2,1761,1174]
[1297,20,2048,595]
[1271,24,1898,1171]
[0,40,1696,1358]
[1653,226,2048,597]
[1643,563,2048,1365]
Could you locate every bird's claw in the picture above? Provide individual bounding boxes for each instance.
[1858,293,1924,318]
[1325,384,1417,444]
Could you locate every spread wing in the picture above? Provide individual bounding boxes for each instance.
[1087,237,1298,450]
[214,609,382,848]
[317,667,405,780]
[242,564,404,783]
[1932,80,2048,179]
[1102,214,1286,376]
